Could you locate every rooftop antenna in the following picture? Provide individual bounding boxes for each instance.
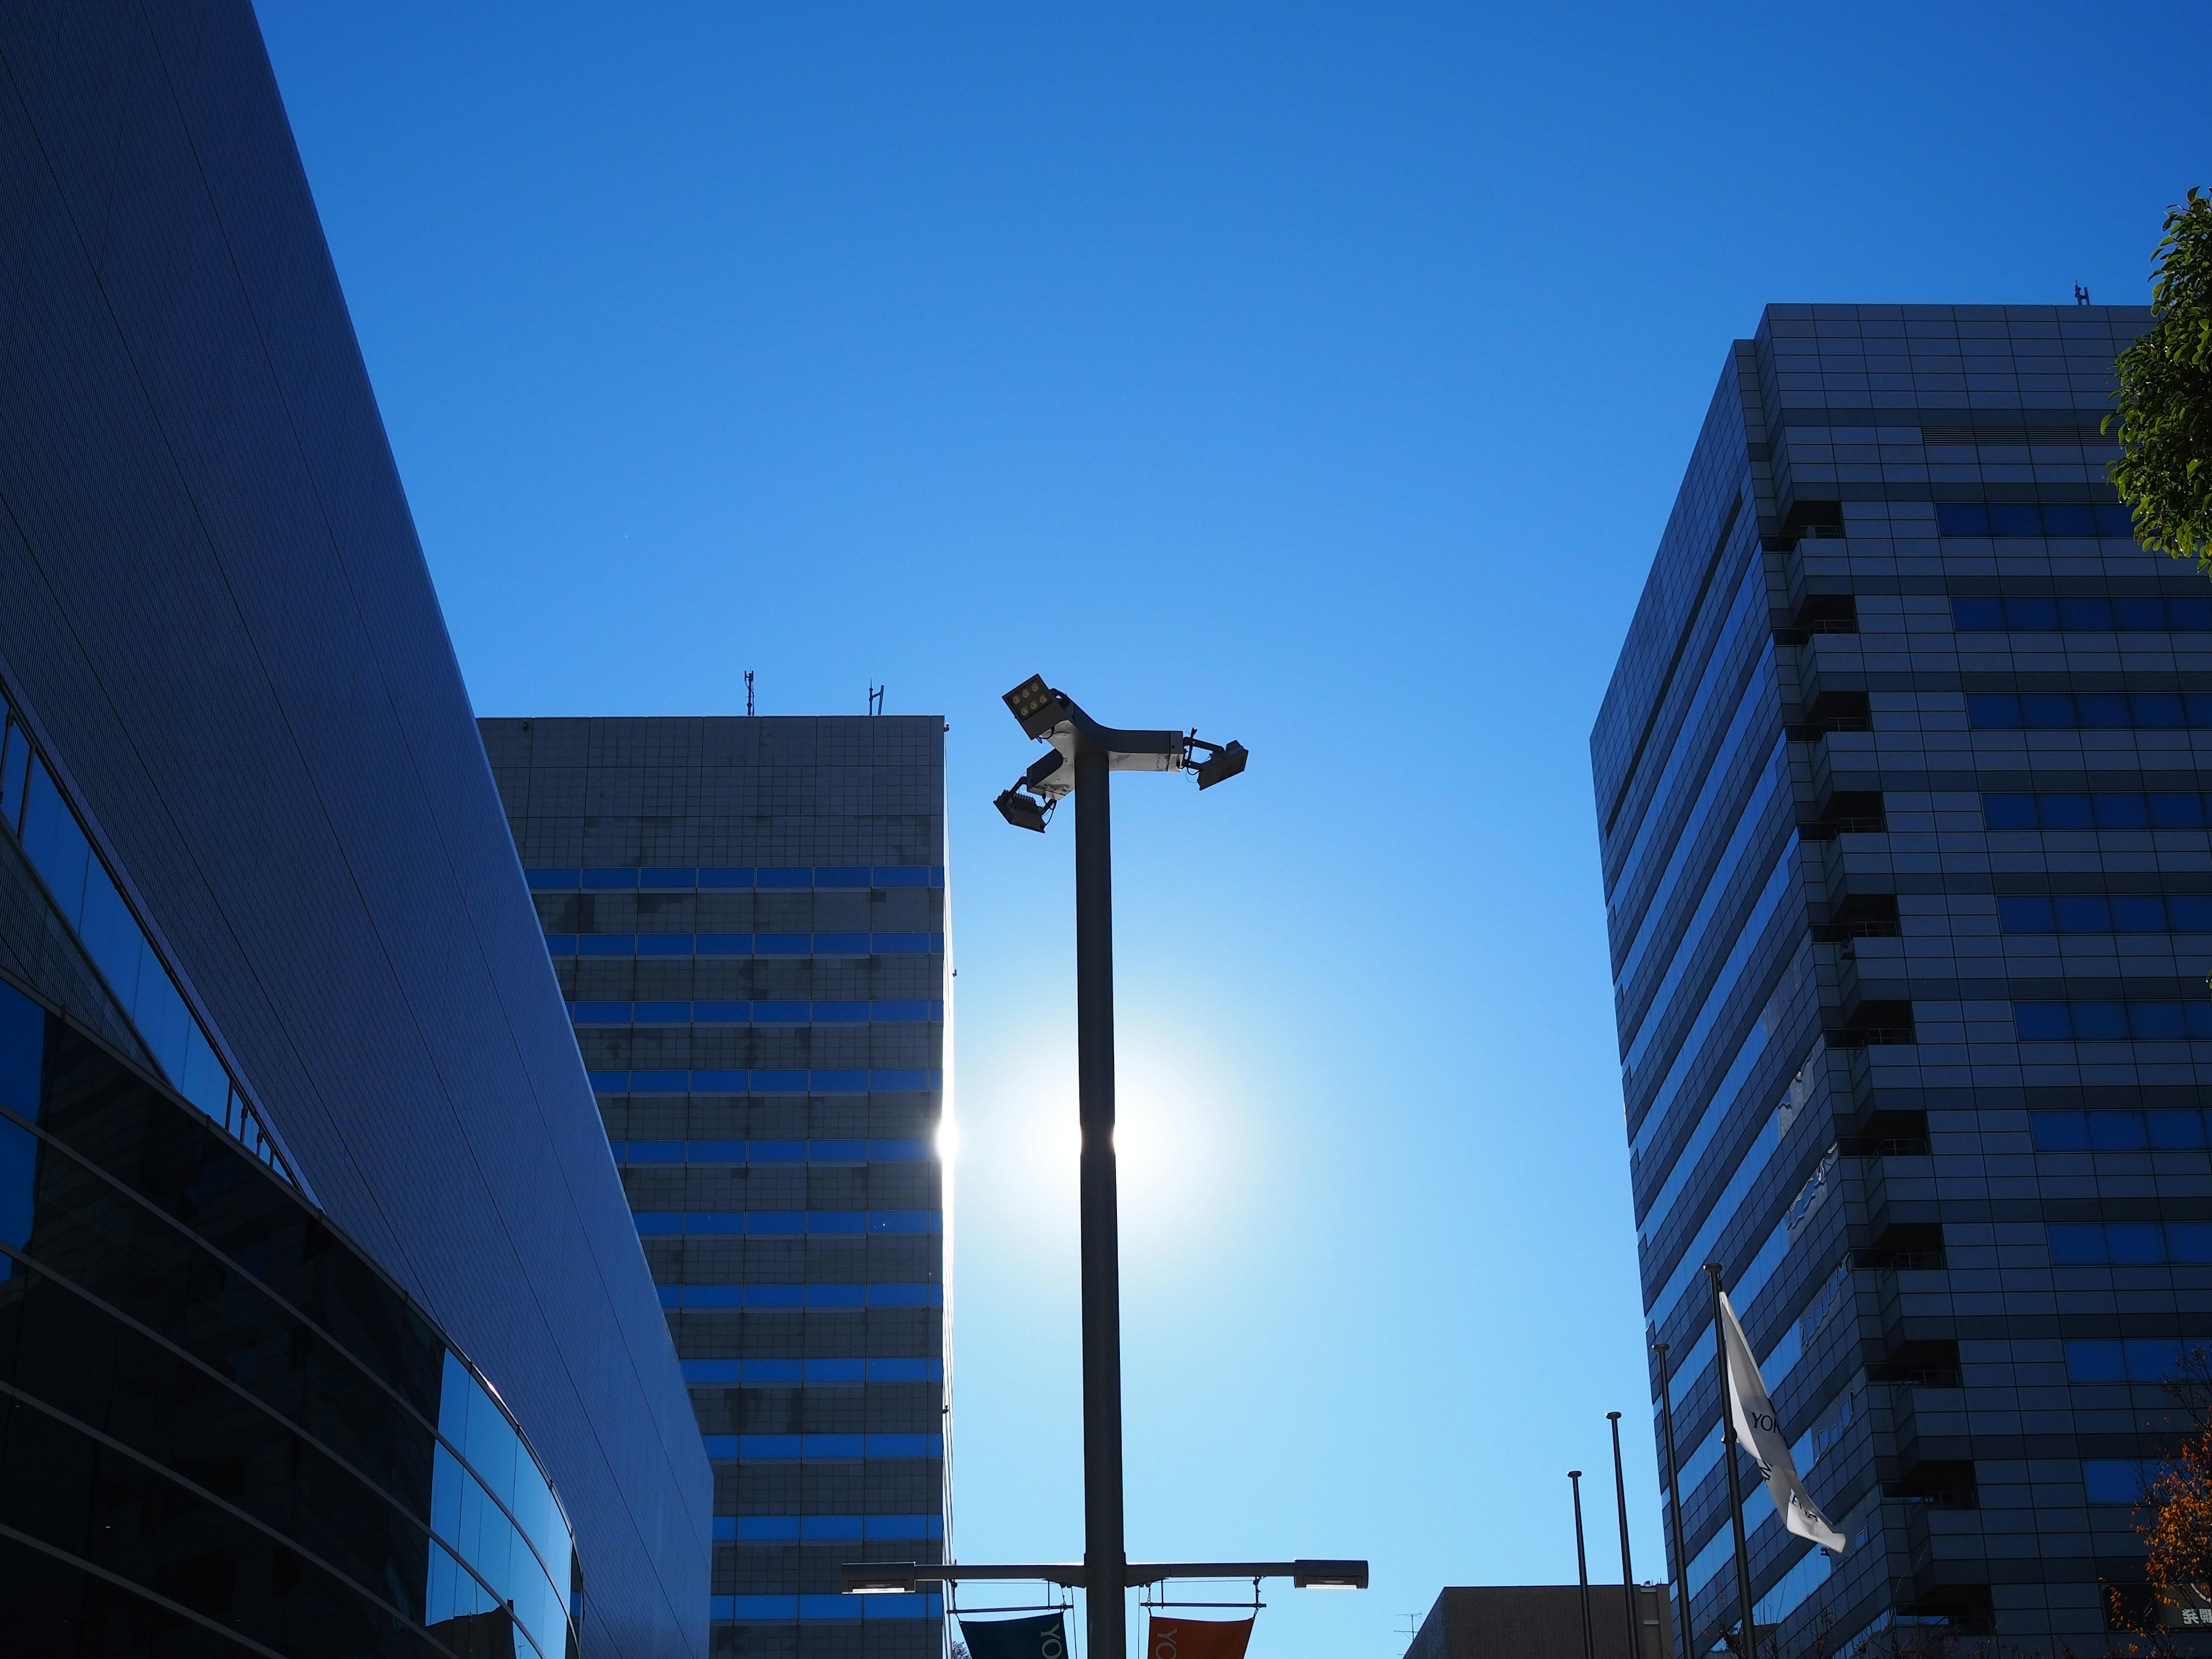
[745,670,755,717]
[1397,1612,1421,1657]
[2075,284,2092,306]
[869,684,885,715]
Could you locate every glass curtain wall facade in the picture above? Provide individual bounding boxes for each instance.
[1589,304,2212,1656]
[480,717,950,1659]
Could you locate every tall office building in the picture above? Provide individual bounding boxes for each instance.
[480,717,951,1659]
[1589,303,2212,1656]
[0,4,709,1653]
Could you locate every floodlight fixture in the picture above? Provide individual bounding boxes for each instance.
[1003,674,1062,740]
[994,788,1050,832]
[1188,737,1248,790]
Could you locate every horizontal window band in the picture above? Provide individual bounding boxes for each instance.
[617,1139,934,1166]
[591,1069,942,1095]
[714,1513,944,1543]
[634,1210,942,1237]
[658,1284,944,1310]
[2015,1001,2212,1043]
[575,1001,943,1026]
[529,867,945,891]
[681,1358,943,1385]
[546,933,944,957]
[714,1592,942,1623]
[701,1434,944,1461]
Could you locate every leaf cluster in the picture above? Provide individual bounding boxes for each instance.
[2108,190,2212,573]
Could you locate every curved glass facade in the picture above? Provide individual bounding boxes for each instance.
[0,976,582,1658]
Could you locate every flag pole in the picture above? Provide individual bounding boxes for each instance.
[1608,1412,1638,1659]
[1705,1266,1758,1658]
[1653,1339,1694,1659]
[1570,1470,1596,1659]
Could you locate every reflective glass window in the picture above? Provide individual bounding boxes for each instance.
[2084,1460,2154,1504]
[809,1212,866,1235]
[2057,594,2111,627]
[806,1359,866,1383]
[737,1517,800,1541]
[2149,1111,2207,1150]
[641,869,695,888]
[627,1141,685,1163]
[578,935,634,955]
[2169,1224,2212,1263]
[695,1002,747,1023]
[582,869,636,889]
[1938,505,1990,536]
[526,869,579,890]
[2022,694,2075,728]
[2077,694,2132,728]
[816,868,870,888]
[2088,1112,2149,1151]
[2047,1223,2107,1264]
[2113,896,2168,933]
[749,1211,807,1235]
[635,1002,690,1023]
[1964,692,2018,729]
[2054,896,2110,933]
[700,868,753,888]
[1990,503,2044,536]
[868,1359,944,1381]
[1983,794,2037,829]
[747,1359,804,1382]
[543,934,577,954]
[809,1139,866,1162]
[870,1211,944,1233]
[2044,505,2097,537]
[2065,1339,2126,1381]
[2014,1003,2072,1040]
[807,1285,865,1308]
[689,1140,745,1162]
[684,1361,742,1384]
[2134,693,2188,729]
[2127,1339,2187,1378]
[874,867,929,887]
[2190,1002,2212,1039]
[2172,897,2212,931]
[2004,596,2059,629]
[872,932,941,953]
[802,1515,863,1539]
[756,934,810,956]
[2118,598,2169,630]
[746,1285,804,1308]
[1998,896,2054,932]
[698,934,751,955]
[2153,794,2206,828]
[574,1002,630,1024]
[2072,1003,2130,1040]
[637,934,693,956]
[2174,598,2212,630]
[2094,794,2150,830]
[2108,1222,2166,1264]
[2032,1112,2090,1150]
[1951,598,2005,631]
[2191,694,2212,728]
[0,725,26,828]
[816,933,869,955]
[756,869,810,889]
[753,1001,808,1023]
[869,1139,933,1162]
[869,1284,942,1306]
[813,1001,868,1022]
[750,1140,805,1162]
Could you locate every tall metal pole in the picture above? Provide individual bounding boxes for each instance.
[1608,1412,1638,1659]
[1705,1267,1756,1658]
[1074,748,1127,1659]
[1653,1340,1694,1659]
[1571,1471,1596,1659]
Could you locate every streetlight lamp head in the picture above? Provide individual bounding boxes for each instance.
[1003,675,1063,740]
[1190,738,1248,790]
[994,788,1050,832]
[1292,1560,1370,1590]
[842,1564,921,1594]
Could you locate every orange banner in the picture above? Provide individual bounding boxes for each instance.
[1147,1616,1254,1659]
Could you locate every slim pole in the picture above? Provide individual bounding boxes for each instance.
[1705,1266,1756,1658]
[1608,1412,1637,1659]
[1074,748,1127,1659]
[1571,1471,1596,1659]
[1653,1340,1693,1659]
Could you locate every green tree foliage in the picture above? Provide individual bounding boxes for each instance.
[2109,190,2212,573]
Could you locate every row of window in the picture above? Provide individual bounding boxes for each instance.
[2048,1223,2212,1265]
[575,1001,943,1027]
[1968,692,2212,731]
[656,1284,944,1310]
[2033,1110,2212,1152]
[1954,596,2212,634]
[1999,895,2212,934]
[547,933,945,957]
[529,867,945,892]
[2014,1002,2212,1041]
[2066,1339,2198,1381]
[700,1434,942,1461]
[590,1069,944,1096]
[715,1515,944,1543]
[713,1593,941,1623]
[1987,791,2212,831]
[0,698,291,1182]
[680,1359,943,1385]
[2085,1461,2162,1506]
[615,1140,934,1166]
[634,1210,943,1237]
[1936,502,2135,539]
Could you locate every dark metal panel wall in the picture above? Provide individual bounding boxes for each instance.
[0,5,709,1654]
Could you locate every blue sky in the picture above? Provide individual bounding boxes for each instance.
[252,4,2212,1654]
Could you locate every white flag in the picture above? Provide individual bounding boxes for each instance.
[1717,1288,1847,1553]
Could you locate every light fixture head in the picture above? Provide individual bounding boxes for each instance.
[842,1564,921,1594]
[1293,1560,1369,1590]
[1190,738,1248,790]
[994,788,1050,832]
[1003,675,1062,740]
